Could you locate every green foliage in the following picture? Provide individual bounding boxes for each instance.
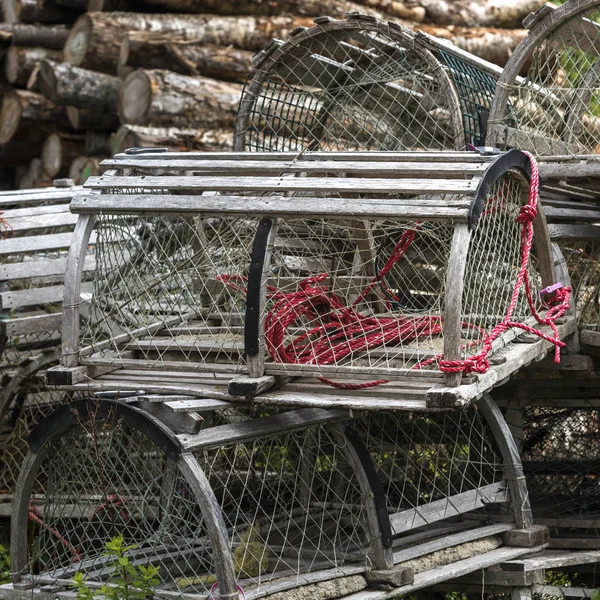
[72,536,160,600]
[0,544,10,584]
[591,590,600,600]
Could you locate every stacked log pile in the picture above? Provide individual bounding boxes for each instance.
[0,0,544,188]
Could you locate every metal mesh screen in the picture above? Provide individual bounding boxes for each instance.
[354,408,505,521]
[490,5,600,155]
[439,50,499,147]
[80,213,257,372]
[236,20,463,152]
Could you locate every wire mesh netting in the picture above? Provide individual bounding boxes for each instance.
[519,405,600,523]
[556,238,600,330]
[81,213,258,372]
[190,422,376,593]
[236,19,464,152]
[354,407,506,528]
[23,404,219,596]
[489,4,600,155]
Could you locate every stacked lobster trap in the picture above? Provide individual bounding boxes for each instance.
[4,148,576,600]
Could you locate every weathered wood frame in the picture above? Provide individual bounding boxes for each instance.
[59,152,554,389]
[233,16,465,152]
[486,0,600,154]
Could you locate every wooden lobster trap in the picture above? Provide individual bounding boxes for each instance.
[45,149,575,409]
[487,0,600,157]
[235,14,503,154]
[9,393,549,600]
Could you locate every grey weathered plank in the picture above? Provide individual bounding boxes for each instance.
[0,187,82,208]
[164,399,234,412]
[264,362,445,380]
[0,313,62,337]
[502,550,600,571]
[0,231,96,255]
[8,211,79,233]
[548,224,600,240]
[0,255,95,281]
[176,408,348,451]
[544,206,600,222]
[389,481,508,535]
[70,194,470,220]
[84,175,480,194]
[98,159,489,177]
[2,204,72,218]
[0,282,93,309]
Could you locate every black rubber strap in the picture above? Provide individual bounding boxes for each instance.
[245,217,273,356]
[469,149,532,230]
[345,426,394,548]
[28,398,182,459]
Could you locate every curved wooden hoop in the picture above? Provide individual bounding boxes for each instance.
[486,0,600,150]
[234,17,465,152]
[476,393,533,529]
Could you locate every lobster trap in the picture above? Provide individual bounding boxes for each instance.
[44,150,575,410]
[235,15,506,155]
[487,0,600,156]
[10,394,546,600]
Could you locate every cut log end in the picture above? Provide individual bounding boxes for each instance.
[41,133,62,178]
[119,69,152,124]
[38,58,58,102]
[0,91,22,145]
[63,13,92,66]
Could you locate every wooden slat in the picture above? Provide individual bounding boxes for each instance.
[502,550,600,571]
[164,398,234,412]
[389,481,508,535]
[70,195,470,220]
[7,211,78,233]
[0,187,82,207]
[0,231,96,255]
[0,313,62,337]
[84,175,480,195]
[0,255,95,281]
[2,204,71,218]
[544,206,600,222]
[0,281,93,309]
[177,408,348,451]
[548,224,600,240]
[109,151,492,163]
[98,159,489,177]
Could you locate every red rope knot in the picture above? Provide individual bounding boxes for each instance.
[439,355,489,375]
[516,204,537,224]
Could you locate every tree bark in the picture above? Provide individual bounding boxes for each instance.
[3,0,79,24]
[136,0,393,18]
[38,59,120,112]
[11,24,71,49]
[66,105,120,131]
[54,0,87,9]
[416,25,527,67]
[85,130,111,155]
[41,132,85,178]
[414,0,545,28]
[5,46,61,87]
[0,90,69,146]
[119,69,242,128]
[111,124,233,154]
[87,0,160,10]
[64,12,313,73]
[121,32,253,83]
[0,30,13,60]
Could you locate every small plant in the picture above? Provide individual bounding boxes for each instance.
[0,544,10,584]
[72,536,160,600]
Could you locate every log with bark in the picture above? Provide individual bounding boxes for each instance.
[64,12,313,73]
[39,60,120,112]
[412,0,544,28]
[41,132,85,178]
[416,25,527,67]
[120,32,253,83]
[66,155,102,184]
[3,0,80,24]
[119,69,242,128]
[67,105,120,131]
[11,24,71,49]
[127,0,395,19]
[5,46,62,87]
[0,90,69,147]
[111,124,233,154]
[0,29,13,59]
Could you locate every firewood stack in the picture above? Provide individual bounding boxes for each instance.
[0,0,544,189]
